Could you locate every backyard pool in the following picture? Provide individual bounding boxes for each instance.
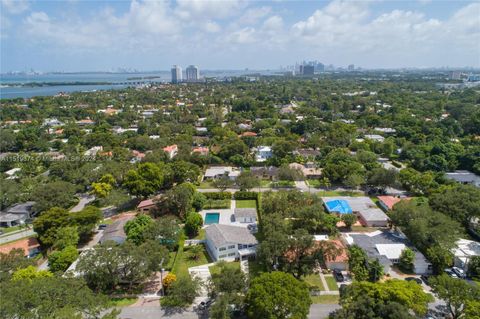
[204,212,220,224]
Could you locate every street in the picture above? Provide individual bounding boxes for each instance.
[119,303,340,319]
[0,229,36,245]
[70,194,96,212]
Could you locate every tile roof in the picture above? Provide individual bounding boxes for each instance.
[0,237,40,256]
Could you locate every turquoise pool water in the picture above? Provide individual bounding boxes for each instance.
[204,213,220,224]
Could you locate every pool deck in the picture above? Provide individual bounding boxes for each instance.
[199,200,250,228]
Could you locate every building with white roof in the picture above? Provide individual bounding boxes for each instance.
[453,239,480,271]
[445,170,480,188]
[203,166,241,180]
[205,224,258,261]
[255,146,273,162]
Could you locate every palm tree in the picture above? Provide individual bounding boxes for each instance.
[189,244,203,261]
[318,177,331,196]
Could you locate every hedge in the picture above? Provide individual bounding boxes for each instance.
[233,191,258,200]
[203,192,232,200]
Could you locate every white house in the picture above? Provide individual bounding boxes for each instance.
[453,239,480,271]
[203,166,241,180]
[163,145,178,159]
[364,134,385,143]
[205,224,258,261]
[445,170,480,188]
[234,208,257,223]
[255,146,273,162]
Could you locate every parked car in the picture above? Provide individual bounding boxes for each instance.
[98,224,107,230]
[420,275,430,284]
[198,299,214,310]
[452,266,466,279]
[333,269,345,282]
[444,268,459,279]
[247,223,258,232]
[405,277,422,284]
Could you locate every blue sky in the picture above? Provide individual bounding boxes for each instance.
[1,0,479,72]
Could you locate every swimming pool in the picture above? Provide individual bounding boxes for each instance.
[204,213,220,224]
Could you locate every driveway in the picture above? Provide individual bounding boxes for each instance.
[309,304,341,318]
[70,194,95,212]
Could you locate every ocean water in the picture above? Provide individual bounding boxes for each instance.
[0,70,275,99]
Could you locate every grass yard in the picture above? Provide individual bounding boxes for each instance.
[260,180,271,187]
[193,228,205,240]
[319,190,363,197]
[108,297,137,307]
[198,181,214,189]
[203,199,231,209]
[164,251,177,271]
[310,295,340,304]
[235,200,257,208]
[271,180,295,188]
[324,276,339,291]
[0,226,23,234]
[172,244,212,279]
[248,260,266,279]
[209,261,240,275]
[304,274,325,291]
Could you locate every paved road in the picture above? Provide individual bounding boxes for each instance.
[119,303,340,319]
[0,229,36,244]
[70,194,95,212]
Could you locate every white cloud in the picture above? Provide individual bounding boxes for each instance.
[175,0,246,20]
[203,20,221,33]
[263,15,283,31]
[237,6,271,25]
[1,0,29,14]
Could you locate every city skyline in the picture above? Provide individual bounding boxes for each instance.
[1,0,479,72]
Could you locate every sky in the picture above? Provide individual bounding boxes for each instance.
[1,0,479,72]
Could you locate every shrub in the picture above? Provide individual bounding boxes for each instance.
[233,191,258,200]
[203,192,232,200]
[184,212,203,237]
[162,273,177,292]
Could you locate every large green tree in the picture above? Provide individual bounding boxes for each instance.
[245,271,311,319]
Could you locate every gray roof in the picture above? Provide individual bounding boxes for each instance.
[7,202,36,215]
[234,208,257,219]
[0,213,26,222]
[349,230,429,267]
[358,208,389,222]
[205,224,258,248]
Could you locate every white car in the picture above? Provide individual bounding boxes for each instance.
[444,268,459,279]
[452,266,466,278]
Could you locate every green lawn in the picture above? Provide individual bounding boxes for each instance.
[193,228,205,240]
[235,200,257,208]
[324,276,339,291]
[0,226,23,234]
[209,261,240,275]
[165,251,178,271]
[198,181,214,189]
[172,244,212,279]
[271,180,295,188]
[108,297,137,307]
[304,274,325,291]
[203,199,231,209]
[248,260,266,279]
[260,180,271,187]
[310,295,340,304]
[318,190,363,197]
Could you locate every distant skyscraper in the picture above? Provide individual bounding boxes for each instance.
[348,64,355,71]
[302,65,315,75]
[316,63,325,73]
[186,65,200,82]
[171,65,182,84]
[449,71,462,80]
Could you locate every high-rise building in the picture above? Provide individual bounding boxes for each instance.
[171,65,182,84]
[348,64,355,71]
[186,65,200,82]
[302,65,315,75]
[449,71,462,80]
[316,63,325,73]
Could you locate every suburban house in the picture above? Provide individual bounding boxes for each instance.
[0,237,40,258]
[324,240,349,271]
[240,131,257,137]
[0,201,37,227]
[445,170,480,188]
[323,197,389,227]
[99,215,135,245]
[130,150,146,163]
[205,224,258,261]
[234,208,257,223]
[453,239,480,271]
[292,148,321,160]
[137,199,156,213]
[364,134,385,143]
[255,146,273,162]
[377,196,412,211]
[192,146,209,156]
[84,146,104,156]
[250,166,279,180]
[203,166,241,180]
[163,144,178,159]
[288,162,322,179]
[345,230,432,275]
